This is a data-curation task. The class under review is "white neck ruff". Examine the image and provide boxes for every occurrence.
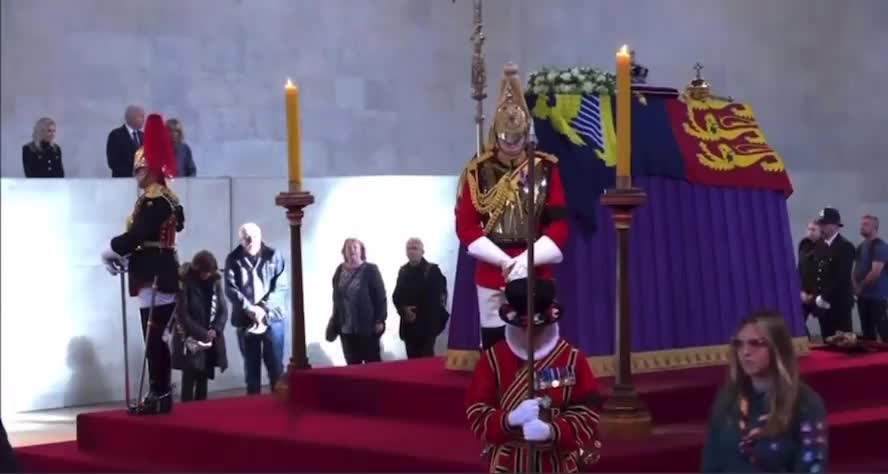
[505,324,560,360]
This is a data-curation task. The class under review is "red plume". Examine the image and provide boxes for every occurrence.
[142,113,177,178]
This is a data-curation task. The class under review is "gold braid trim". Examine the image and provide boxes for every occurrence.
[125,183,180,231]
[460,151,559,235]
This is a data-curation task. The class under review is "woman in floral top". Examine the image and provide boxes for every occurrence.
[701,311,828,473]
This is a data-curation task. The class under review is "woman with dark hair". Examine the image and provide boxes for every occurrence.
[171,250,228,402]
[327,238,387,365]
[701,311,828,473]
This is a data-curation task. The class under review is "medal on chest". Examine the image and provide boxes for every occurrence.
[534,366,576,391]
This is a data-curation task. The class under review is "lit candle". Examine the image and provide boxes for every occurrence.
[285,78,302,189]
[616,45,632,186]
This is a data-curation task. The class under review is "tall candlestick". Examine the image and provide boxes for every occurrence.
[285,78,302,189]
[616,45,632,187]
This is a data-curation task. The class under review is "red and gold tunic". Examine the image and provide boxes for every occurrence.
[465,339,600,473]
[455,150,569,290]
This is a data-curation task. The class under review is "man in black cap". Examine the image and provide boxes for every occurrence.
[812,207,856,339]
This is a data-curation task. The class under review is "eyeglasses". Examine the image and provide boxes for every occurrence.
[731,338,768,350]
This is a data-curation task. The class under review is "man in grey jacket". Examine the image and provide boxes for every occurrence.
[224,223,289,395]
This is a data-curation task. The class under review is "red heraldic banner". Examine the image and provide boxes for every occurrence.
[666,97,793,196]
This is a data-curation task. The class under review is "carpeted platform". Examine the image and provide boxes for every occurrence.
[15,350,888,472]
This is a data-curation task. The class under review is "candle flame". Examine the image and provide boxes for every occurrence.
[618,45,630,56]
[285,78,295,89]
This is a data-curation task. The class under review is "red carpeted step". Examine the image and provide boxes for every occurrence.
[72,396,484,472]
[15,441,167,472]
[64,395,888,473]
[289,352,888,428]
[15,352,888,473]
[290,357,471,428]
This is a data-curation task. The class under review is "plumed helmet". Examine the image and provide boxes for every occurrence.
[490,63,531,147]
[133,113,177,178]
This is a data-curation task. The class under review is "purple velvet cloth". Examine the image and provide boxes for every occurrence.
[447,176,805,356]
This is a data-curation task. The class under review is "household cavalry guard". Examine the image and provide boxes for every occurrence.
[101,113,184,415]
[455,62,570,350]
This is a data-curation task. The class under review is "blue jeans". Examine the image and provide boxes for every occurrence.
[237,320,284,395]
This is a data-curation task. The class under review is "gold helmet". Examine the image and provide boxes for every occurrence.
[490,63,531,148]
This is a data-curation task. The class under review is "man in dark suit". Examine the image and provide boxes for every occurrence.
[813,207,857,339]
[106,105,145,177]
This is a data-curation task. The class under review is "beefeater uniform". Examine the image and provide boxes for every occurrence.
[465,278,602,473]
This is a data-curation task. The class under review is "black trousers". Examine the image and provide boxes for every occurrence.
[858,297,888,341]
[340,334,382,365]
[801,301,817,339]
[181,370,208,402]
[404,334,436,359]
[139,303,175,394]
[818,304,853,340]
[481,326,506,351]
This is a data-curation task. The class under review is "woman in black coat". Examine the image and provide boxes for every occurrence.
[22,117,64,178]
[171,251,229,402]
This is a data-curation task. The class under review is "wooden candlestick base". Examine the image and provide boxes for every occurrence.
[598,186,652,440]
[272,189,315,400]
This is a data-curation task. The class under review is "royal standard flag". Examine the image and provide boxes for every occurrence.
[666,97,793,195]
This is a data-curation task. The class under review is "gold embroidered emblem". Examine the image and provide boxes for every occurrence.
[682,98,785,173]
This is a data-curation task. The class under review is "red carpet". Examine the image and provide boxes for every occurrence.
[15,350,888,472]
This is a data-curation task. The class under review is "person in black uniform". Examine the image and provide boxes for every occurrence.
[101,113,184,415]
[798,220,821,339]
[812,207,856,340]
[22,117,64,178]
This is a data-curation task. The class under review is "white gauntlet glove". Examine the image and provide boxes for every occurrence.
[467,236,512,268]
[522,419,554,442]
[101,249,125,275]
[505,258,528,282]
[507,398,541,427]
[815,295,831,310]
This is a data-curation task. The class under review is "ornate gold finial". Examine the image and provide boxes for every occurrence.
[685,62,711,100]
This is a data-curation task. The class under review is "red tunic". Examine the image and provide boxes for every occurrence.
[465,339,601,473]
[455,151,569,290]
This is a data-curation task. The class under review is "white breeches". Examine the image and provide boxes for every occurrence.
[477,285,507,329]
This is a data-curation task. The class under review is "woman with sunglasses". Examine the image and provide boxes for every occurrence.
[701,311,828,473]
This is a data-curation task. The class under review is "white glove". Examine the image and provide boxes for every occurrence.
[505,257,528,282]
[507,398,541,427]
[467,236,512,268]
[815,295,831,310]
[514,236,564,268]
[522,418,553,442]
[101,249,125,275]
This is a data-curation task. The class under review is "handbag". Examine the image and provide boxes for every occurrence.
[325,314,340,342]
